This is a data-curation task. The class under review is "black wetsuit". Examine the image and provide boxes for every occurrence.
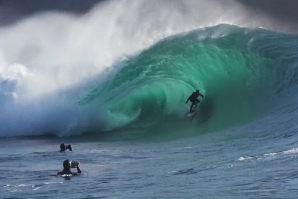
[60,143,73,151]
[57,167,82,176]
[186,91,204,112]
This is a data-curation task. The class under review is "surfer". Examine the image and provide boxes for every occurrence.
[57,159,82,176]
[185,90,204,112]
[60,143,73,151]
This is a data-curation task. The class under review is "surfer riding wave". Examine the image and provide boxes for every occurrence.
[185,90,204,112]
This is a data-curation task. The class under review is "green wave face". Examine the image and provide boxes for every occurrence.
[81,25,298,137]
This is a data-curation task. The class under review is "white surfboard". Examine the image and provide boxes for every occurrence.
[187,103,199,117]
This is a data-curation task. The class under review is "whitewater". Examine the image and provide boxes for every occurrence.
[1,0,298,198]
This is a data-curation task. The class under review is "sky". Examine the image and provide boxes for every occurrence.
[0,0,104,25]
[237,0,298,24]
[0,0,297,32]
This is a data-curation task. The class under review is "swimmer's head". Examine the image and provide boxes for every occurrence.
[63,159,71,170]
[60,143,66,151]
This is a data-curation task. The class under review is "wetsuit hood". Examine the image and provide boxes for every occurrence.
[63,160,71,170]
[60,143,66,151]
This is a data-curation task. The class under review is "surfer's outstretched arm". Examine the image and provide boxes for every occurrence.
[76,165,82,174]
[185,97,190,104]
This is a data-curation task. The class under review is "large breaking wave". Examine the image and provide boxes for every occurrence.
[77,25,298,137]
[3,24,297,138]
[1,0,298,138]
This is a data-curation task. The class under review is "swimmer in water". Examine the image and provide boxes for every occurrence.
[59,143,73,151]
[57,159,82,176]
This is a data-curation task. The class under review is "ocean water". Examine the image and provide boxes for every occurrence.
[1,0,298,198]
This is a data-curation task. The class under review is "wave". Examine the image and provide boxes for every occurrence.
[1,24,298,138]
[77,24,298,137]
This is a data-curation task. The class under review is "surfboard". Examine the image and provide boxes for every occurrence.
[187,103,199,117]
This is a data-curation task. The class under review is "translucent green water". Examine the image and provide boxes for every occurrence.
[79,25,298,138]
